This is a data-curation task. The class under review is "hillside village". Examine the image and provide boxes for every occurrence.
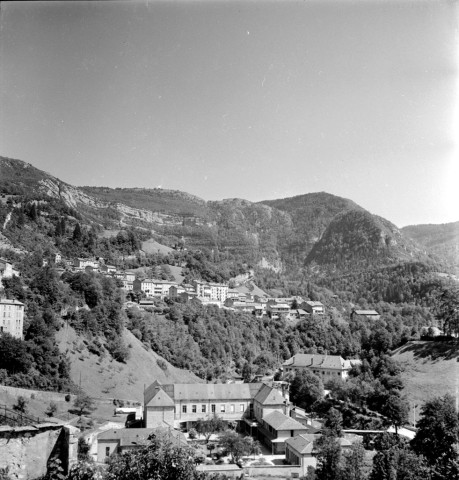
[0,159,458,480]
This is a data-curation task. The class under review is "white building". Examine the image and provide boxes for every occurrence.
[192,280,228,302]
[0,298,25,339]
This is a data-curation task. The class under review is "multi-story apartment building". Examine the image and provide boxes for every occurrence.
[192,280,228,302]
[133,278,177,299]
[0,298,24,339]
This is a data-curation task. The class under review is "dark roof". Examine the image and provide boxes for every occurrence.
[98,427,186,447]
[145,382,263,405]
[254,384,286,406]
[263,411,307,431]
[285,433,319,454]
[283,354,348,370]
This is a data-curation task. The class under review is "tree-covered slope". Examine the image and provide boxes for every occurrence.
[402,221,459,273]
[306,209,432,271]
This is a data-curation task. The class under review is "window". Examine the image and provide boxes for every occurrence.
[291,430,294,437]
[105,447,110,457]
[220,404,226,413]
[211,404,216,413]
[182,405,187,413]
[202,405,206,413]
[240,404,244,412]
[192,405,197,413]
[230,404,235,413]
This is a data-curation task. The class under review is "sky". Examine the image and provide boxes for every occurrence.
[0,0,458,227]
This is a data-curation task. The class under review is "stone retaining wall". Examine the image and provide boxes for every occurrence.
[0,423,79,480]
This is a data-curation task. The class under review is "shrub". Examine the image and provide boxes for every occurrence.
[156,359,168,371]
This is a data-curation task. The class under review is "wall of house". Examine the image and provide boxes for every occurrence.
[96,439,119,463]
[144,406,175,428]
[253,403,285,422]
[0,424,79,480]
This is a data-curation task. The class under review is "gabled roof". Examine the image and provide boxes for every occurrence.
[282,354,349,370]
[145,383,263,404]
[0,298,24,306]
[145,388,175,408]
[263,411,307,431]
[285,433,320,454]
[98,427,186,447]
[254,384,286,406]
[304,301,324,307]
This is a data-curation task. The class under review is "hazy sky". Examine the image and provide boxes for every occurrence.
[1,0,458,227]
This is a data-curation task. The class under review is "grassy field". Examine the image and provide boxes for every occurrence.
[56,324,200,401]
[391,340,459,424]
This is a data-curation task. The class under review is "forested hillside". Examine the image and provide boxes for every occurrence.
[402,221,459,274]
[1,155,458,398]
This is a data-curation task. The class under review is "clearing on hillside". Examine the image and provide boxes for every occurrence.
[56,324,200,401]
[391,340,459,423]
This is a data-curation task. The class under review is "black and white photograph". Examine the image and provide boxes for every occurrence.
[0,1,458,479]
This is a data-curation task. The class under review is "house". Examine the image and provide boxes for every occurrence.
[0,298,24,339]
[251,384,308,454]
[0,258,18,280]
[303,301,324,315]
[169,285,185,299]
[285,433,320,473]
[289,309,307,320]
[282,354,361,380]
[285,433,358,474]
[74,258,99,269]
[266,302,290,319]
[99,264,116,274]
[97,427,187,463]
[351,309,381,321]
[227,288,240,299]
[195,297,223,308]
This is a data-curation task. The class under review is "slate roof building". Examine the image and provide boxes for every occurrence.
[97,427,187,463]
[143,381,262,429]
[144,380,319,455]
[282,354,361,380]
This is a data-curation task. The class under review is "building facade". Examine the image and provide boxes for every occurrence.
[282,354,361,380]
[0,298,24,339]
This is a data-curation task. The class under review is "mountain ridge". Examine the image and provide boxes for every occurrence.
[0,155,450,273]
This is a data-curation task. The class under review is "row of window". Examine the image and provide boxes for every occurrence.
[181,403,245,414]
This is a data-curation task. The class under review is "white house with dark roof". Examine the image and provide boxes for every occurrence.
[285,433,358,475]
[282,354,361,380]
[303,301,324,315]
[97,427,187,463]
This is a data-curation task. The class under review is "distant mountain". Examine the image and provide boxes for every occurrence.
[0,155,439,274]
[402,222,459,273]
[306,209,429,271]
